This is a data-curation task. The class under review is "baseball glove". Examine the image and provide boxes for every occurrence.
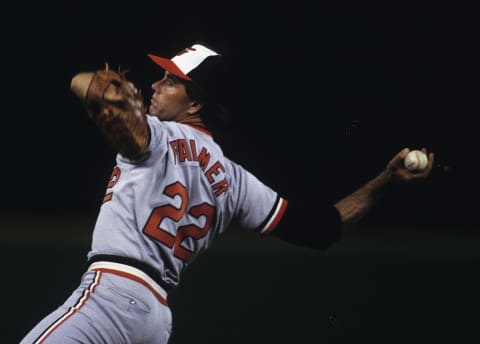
[71,64,149,160]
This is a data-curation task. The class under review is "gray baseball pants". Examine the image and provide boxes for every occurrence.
[20,262,172,343]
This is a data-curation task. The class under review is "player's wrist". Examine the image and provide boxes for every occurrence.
[366,169,394,197]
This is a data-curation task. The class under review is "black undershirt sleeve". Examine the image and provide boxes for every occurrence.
[272,195,342,250]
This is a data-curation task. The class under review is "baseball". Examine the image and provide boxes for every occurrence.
[404,150,428,172]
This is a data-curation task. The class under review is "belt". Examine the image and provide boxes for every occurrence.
[88,260,168,306]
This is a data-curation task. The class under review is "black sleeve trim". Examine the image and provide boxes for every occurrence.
[253,195,285,234]
[272,202,342,251]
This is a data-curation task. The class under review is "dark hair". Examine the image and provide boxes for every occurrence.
[184,80,209,105]
[189,85,231,130]
[186,55,225,104]
[183,56,231,129]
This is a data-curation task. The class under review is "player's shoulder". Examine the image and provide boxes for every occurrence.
[146,115,190,140]
[146,115,209,137]
[147,114,227,155]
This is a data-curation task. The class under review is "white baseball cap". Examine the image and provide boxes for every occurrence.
[148,43,230,122]
[147,44,222,81]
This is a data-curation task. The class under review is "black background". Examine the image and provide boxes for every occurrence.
[0,2,478,230]
[2,3,480,343]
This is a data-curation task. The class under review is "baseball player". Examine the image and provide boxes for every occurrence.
[20,42,434,343]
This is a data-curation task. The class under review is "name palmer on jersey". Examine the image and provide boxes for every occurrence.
[169,138,229,197]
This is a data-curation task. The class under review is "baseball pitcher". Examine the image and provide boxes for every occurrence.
[20,43,434,343]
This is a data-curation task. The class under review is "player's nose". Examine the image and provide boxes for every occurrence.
[151,80,163,92]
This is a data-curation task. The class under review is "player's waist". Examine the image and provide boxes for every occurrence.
[87,255,172,305]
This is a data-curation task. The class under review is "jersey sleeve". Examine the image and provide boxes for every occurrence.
[272,200,342,250]
[116,115,166,164]
[145,115,165,156]
[227,160,287,235]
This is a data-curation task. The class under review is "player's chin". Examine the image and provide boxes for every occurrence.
[148,104,159,115]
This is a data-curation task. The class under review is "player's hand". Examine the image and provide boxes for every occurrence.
[386,147,435,184]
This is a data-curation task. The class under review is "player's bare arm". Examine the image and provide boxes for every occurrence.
[334,147,435,226]
[273,147,434,250]
[70,68,150,160]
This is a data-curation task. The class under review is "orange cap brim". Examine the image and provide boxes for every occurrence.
[147,54,192,81]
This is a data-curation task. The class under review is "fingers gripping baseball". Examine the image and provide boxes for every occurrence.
[387,147,435,183]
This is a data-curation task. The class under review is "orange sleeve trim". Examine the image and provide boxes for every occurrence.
[261,198,288,235]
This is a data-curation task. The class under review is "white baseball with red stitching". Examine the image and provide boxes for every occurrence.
[404,150,428,172]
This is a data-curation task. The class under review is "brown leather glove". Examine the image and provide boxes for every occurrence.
[71,65,149,160]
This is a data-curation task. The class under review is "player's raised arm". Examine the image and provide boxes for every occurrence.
[334,147,435,226]
[273,147,434,250]
[70,66,149,161]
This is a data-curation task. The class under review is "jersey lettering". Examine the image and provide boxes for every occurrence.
[143,182,216,263]
[169,139,229,197]
[103,166,121,203]
[177,139,192,162]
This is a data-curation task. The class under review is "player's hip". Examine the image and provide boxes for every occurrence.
[20,270,172,343]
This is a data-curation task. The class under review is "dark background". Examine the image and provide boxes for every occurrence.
[1,3,477,229]
[2,2,480,343]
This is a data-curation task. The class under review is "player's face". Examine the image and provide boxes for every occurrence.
[149,72,197,121]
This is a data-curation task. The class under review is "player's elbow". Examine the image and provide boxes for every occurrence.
[272,209,343,251]
[71,72,95,102]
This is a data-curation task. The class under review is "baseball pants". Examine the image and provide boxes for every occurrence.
[20,262,172,343]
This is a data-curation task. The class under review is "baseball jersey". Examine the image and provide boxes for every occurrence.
[87,114,287,290]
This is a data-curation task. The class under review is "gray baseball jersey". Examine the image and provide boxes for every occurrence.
[21,114,287,343]
[89,115,287,288]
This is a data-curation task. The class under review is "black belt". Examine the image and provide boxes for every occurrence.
[87,254,173,293]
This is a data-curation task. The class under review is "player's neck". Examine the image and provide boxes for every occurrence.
[176,113,207,129]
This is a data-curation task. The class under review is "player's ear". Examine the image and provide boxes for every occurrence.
[189,101,203,114]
